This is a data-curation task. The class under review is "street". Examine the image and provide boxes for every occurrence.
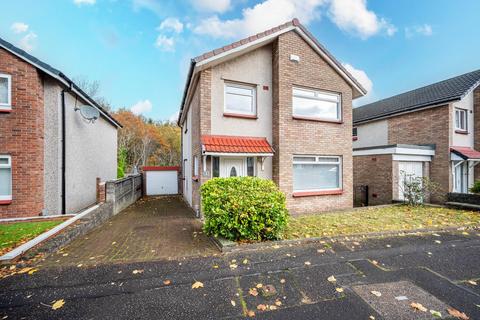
[1,230,479,319]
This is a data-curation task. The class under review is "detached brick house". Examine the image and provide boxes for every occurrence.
[353,69,480,205]
[0,37,121,219]
[177,19,367,215]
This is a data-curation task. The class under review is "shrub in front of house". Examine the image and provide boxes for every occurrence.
[470,180,480,194]
[201,177,289,241]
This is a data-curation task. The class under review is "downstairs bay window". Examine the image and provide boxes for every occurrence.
[293,155,342,194]
[0,155,12,202]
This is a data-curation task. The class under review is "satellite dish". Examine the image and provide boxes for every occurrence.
[76,105,100,123]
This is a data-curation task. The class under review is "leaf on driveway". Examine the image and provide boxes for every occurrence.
[410,302,427,312]
[467,280,477,286]
[256,283,263,289]
[256,304,267,311]
[336,287,344,293]
[370,290,382,297]
[317,249,325,253]
[327,275,336,282]
[27,268,38,275]
[191,281,204,289]
[18,267,33,274]
[229,264,238,270]
[434,240,442,244]
[52,299,65,310]
[280,279,286,284]
[447,308,470,319]
[274,299,282,306]
[132,269,144,274]
[249,288,258,296]
[246,310,255,317]
[231,300,236,307]
[163,280,171,285]
[304,261,311,266]
[430,309,442,318]
[243,259,248,265]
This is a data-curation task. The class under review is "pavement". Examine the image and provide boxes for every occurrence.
[1,228,480,319]
[40,196,218,267]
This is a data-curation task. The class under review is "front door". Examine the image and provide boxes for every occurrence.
[454,161,468,193]
[221,158,245,177]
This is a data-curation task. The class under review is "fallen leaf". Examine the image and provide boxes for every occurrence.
[304,261,311,266]
[247,310,255,317]
[257,304,267,311]
[77,264,83,268]
[213,265,219,269]
[132,269,144,274]
[430,309,442,318]
[9,265,16,270]
[249,288,258,296]
[280,279,286,284]
[230,264,238,270]
[447,308,469,319]
[434,240,442,244]
[317,249,325,253]
[432,233,441,237]
[111,242,117,245]
[269,305,278,311]
[62,253,68,257]
[163,280,171,285]
[462,232,469,236]
[256,283,263,289]
[327,275,336,282]
[336,287,344,293]
[274,300,282,306]
[243,259,248,264]
[231,300,236,307]
[371,260,378,265]
[410,302,427,312]
[370,290,382,297]
[28,268,38,275]
[191,281,204,289]
[386,244,391,248]
[467,280,477,286]
[369,316,375,320]
[353,242,360,246]
[18,267,33,274]
[52,299,65,310]
[272,245,280,249]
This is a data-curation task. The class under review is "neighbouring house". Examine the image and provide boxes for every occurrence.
[177,19,367,215]
[353,69,480,205]
[0,37,121,219]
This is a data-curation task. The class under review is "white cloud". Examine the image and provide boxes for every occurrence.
[159,17,183,33]
[168,111,179,122]
[132,0,162,15]
[130,99,153,115]
[155,35,175,51]
[11,22,29,34]
[18,32,38,52]
[74,0,96,5]
[342,63,376,107]
[194,0,326,39]
[405,24,433,38]
[193,0,231,13]
[328,0,396,39]
[194,0,394,40]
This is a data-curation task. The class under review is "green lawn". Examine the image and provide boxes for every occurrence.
[284,205,480,239]
[0,220,64,255]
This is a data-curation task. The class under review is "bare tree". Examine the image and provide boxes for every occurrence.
[73,75,112,111]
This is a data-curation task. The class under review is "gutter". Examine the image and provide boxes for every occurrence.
[177,59,196,126]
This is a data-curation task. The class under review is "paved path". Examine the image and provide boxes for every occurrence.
[1,229,479,319]
[42,196,218,266]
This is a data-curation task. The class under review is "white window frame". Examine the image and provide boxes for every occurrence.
[455,108,468,131]
[224,82,257,116]
[0,74,12,111]
[292,155,342,192]
[292,87,342,122]
[193,156,199,177]
[0,155,12,201]
[352,127,358,138]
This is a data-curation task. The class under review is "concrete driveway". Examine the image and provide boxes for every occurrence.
[42,196,219,266]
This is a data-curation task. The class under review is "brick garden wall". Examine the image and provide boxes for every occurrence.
[387,105,451,203]
[0,47,45,218]
[273,31,354,214]
[353,154,393,205]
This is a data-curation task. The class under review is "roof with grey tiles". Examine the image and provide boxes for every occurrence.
[354,69,480,124]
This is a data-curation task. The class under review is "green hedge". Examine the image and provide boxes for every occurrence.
[201,177,289,241]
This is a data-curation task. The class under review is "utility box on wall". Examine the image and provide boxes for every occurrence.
[143,166,180,196]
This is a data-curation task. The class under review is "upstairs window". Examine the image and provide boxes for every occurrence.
[352,127,358,140]
[292,87,341,121]
[0,156,12,201]
[0,74,12,111]
[455,108,468,132]
[224,82,256,116]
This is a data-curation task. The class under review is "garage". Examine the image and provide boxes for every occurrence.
[143,166,179,196]
[397,161,423,201]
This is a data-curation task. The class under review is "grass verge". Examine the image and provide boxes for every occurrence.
[0,220,64,255]
[284,205,480,239]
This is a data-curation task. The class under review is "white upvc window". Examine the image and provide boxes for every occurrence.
[293,155,342,192]
[292,87,341,121]
[0,155,12,201]
[224,82,256,116]
[0,74,12,111]
[455,108,468,131]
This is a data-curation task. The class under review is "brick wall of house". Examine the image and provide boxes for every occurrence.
[353,155,393,205]
[387,104,451,203]
[0,47,45,218]
[474,88,480,181]
[272,31,354,214]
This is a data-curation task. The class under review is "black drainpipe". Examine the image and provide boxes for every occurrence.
[61,84,71,215]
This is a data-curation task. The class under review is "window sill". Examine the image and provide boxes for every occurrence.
[292,190,343,197]
[0,199,12,205]
[352,137,358,141]
[0,107,12,113]
[292,116,342,123]
[223,113,258,120]
[455,129,468,135]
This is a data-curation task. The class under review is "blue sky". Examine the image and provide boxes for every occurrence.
[1,0,479,121]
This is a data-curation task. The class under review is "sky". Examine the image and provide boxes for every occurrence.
[1,0,479,121]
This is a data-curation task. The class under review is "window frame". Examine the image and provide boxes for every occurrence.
[193,156,199,177]
[292,155,342,193]
[0,155,12,201]
[224,82,257,117]
[455,108,468,132]
[0,74,12,111]
[292,87,342,122]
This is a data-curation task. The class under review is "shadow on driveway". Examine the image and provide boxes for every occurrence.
[42,196,219,267]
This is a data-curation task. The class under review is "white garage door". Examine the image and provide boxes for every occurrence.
[146,170,178,195]
[398,161,423,201]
